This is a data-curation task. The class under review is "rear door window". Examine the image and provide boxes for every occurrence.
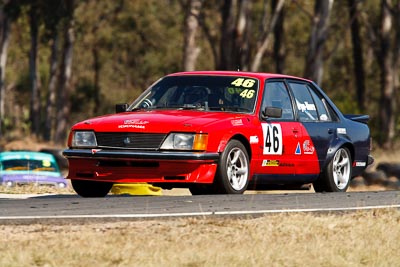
[288,81,333,122]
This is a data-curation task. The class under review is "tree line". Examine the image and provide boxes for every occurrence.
[0,0,399,149]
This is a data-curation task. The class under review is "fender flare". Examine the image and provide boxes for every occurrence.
[217,133,253,160]
[322,136,354,171]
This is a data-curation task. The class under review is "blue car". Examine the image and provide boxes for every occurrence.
[0,151,68,188]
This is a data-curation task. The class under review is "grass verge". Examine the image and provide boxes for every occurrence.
[0,209,399,266]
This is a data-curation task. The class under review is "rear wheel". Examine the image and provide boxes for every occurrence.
[313,147,352,192]
[214,140,249,194]
[71,180,113,197]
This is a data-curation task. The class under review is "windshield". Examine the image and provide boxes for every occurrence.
[130,75,259,113]
[1,159,59,173]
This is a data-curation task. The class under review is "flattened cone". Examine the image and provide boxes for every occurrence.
[111,183,162,196]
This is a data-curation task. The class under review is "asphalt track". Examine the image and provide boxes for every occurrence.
[0,190,399,223]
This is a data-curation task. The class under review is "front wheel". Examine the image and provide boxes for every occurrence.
[71,180,113,197]
[313,147,352,192]
[189,184,216,195]
[214,140,249,194]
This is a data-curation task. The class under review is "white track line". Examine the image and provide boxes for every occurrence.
[0,204,399,220]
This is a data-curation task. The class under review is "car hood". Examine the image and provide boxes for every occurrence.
[72,110,250,132]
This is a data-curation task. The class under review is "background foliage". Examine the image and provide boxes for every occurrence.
[0,0,398,148]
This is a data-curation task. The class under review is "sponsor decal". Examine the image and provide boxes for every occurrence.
[295,142,301,155]
[118,119,149,129]
[337,128,347,135]
[320,114,328,121]
[262,160,294,167]
[280,162,294,167]
[231,119,243,126]
[303,140,315,154]
[262,159,279,167]
[118,124,146,129]
[249,135,259,144]
[355,161,366,167]
[297,101,316,112]
[42,160,51,167]
[124,119,149,125]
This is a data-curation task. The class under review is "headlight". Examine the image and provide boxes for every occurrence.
[71,131,97,148]
[160,133,208,151]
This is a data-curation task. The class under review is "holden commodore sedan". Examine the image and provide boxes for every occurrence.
[63,71,373,197]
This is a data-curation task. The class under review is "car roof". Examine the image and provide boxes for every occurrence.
[0,151,56,162]
[167,71,312,82]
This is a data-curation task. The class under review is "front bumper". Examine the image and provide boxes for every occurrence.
[2,178,68,188]
[63,149,220,184]
[63,149,220,161]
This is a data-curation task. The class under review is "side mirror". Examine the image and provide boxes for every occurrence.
[262,106,282,120]
[116,103,128,113]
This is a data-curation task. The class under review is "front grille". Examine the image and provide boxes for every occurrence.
[97,160,159,167]
[96,132,166,150]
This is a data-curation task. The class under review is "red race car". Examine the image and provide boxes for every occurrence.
[63,71,373,197]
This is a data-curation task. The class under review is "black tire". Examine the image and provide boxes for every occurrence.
[71,180,113,197]
[313,147,352,192]
[189,184,216,195]
[214,140,249,194]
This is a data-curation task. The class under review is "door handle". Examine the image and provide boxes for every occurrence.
[292,127,299,138]
[328,128,334,134]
